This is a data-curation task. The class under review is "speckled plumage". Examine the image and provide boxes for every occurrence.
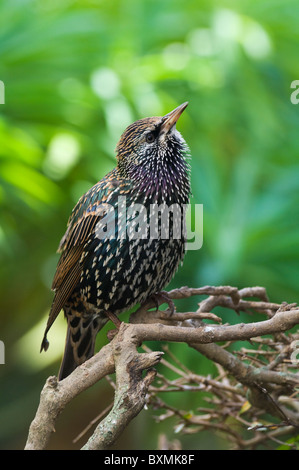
[41,102,191,379]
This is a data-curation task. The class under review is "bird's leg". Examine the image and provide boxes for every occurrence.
[147,291,176,315]
[104,310,122,329]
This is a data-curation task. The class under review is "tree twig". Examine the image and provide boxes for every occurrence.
[25,285,299,450]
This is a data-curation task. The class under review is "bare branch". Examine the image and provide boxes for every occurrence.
[25,285,299,450]
[25,343,115,450]
[128,309,299,345]
[81,323,163,450]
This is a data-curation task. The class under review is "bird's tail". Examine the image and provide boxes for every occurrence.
[58,312,108,380]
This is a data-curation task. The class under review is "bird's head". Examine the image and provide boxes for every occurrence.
[116,102,190,191]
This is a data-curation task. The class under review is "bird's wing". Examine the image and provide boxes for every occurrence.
[41,173,129,352]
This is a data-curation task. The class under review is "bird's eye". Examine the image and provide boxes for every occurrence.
[146,132,155,143]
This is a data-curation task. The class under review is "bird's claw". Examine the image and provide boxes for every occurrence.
[148,291,176,316]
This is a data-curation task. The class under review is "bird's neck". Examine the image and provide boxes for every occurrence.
[117,155,190,205]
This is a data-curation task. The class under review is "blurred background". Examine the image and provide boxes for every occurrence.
[1,0,299,450]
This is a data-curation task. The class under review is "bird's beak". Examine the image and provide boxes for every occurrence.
[160,102,188,134]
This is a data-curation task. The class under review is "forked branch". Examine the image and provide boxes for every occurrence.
[25,285,299,450]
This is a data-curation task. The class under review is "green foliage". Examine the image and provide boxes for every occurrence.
[0,0,299,449]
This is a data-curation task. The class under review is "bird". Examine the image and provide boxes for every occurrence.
[41,102,191,380]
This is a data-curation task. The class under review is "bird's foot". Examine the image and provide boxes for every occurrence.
[104,310,122,329]
[105,310,122,341]
[107,329,119,341]
[148,291,176,316]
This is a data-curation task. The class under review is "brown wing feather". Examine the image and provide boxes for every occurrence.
[51,211,101,291]
[40,260,82,352]
[41,175,124,353]
[41,214,100,352]
[52,245,83,290]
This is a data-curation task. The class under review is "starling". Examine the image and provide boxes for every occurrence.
[41,102,191,380]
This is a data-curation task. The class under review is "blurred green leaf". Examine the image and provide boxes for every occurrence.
[1,0,299,451]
